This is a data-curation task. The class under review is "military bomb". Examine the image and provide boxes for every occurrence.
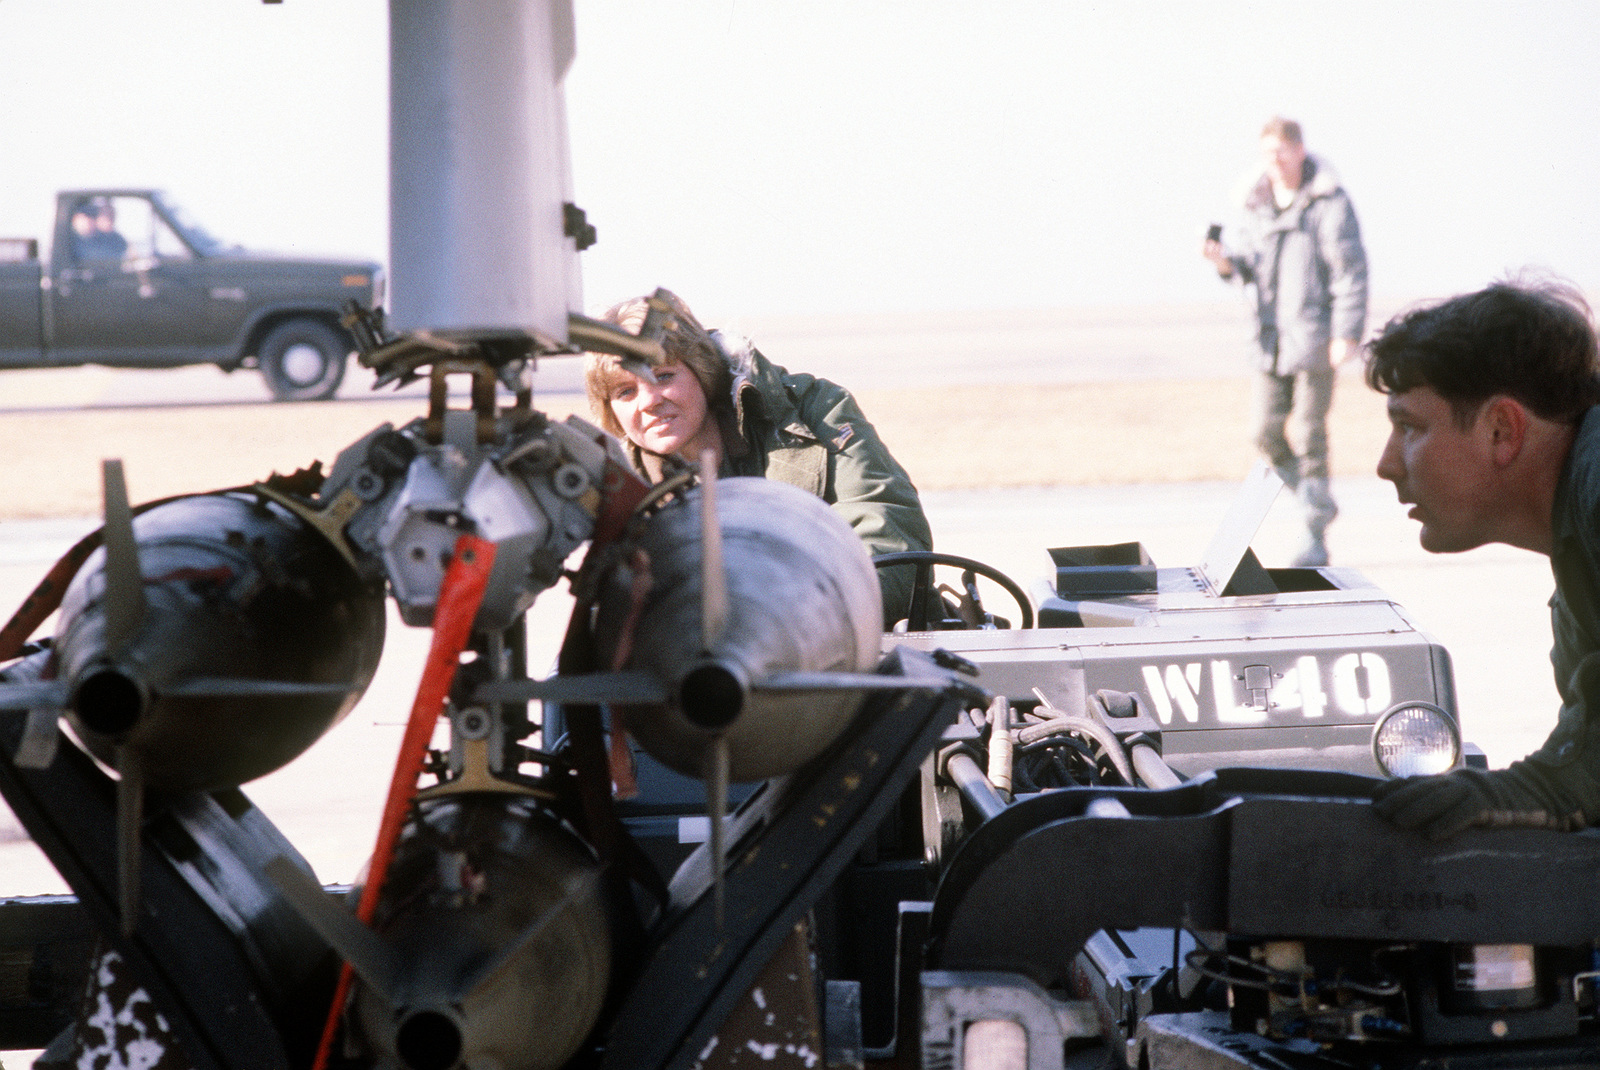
[593,477,883,782]
[53,489,386,792]
[349,796,613,1070]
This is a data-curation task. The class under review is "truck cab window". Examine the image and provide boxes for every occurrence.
[151,211,191,261]
[95,196,171,264]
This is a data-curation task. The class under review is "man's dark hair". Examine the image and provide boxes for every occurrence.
[1366,277,1600,427]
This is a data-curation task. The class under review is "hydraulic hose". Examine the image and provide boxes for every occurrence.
[1130,740,1181,789]
[945,752,1009,823]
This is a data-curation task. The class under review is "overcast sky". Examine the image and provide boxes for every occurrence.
[3,1,1598,322]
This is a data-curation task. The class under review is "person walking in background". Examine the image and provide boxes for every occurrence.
[1202,116,1368,566]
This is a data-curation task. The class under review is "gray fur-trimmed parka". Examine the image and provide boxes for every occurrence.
[1223,154,1368,376]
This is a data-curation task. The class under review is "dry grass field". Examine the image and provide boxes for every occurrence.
[0,371,1389,518]
[862,372,1390,491]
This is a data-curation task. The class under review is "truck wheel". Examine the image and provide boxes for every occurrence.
[259,319,350,402]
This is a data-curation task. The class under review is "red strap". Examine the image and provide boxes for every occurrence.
[311,534,497,1070]
[591,458,651,547]
[0,484,282,664]
[603,548,654,800]
[0,532,100,663]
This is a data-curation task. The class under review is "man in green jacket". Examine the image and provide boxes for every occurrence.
[584,289,933,628]
[1367,278,1600,838]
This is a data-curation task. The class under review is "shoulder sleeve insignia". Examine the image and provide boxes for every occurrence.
[831,423,855,450]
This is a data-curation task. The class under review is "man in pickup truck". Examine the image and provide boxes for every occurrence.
[1367,277,1600,839]
[69,197,127,262]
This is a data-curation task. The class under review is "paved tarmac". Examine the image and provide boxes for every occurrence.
[0,303,1257,411]
[0,299,1423,412]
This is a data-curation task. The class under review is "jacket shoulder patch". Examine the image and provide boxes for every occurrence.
[831,423,855,450]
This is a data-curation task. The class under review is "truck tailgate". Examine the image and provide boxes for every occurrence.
[0,254,44,364]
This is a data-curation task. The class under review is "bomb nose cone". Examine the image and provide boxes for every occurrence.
[396,1009,464,1070]
[595,477,883,782]
[679,660,745,729]
[349,797,612,1070]
[54,490,387,793]
[71,666,145,736]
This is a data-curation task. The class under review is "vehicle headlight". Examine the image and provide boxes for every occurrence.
[963,1020,1026,1070]
[1372,701,1460,778]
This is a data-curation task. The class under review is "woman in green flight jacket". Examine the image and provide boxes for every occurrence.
[583,289,932,628]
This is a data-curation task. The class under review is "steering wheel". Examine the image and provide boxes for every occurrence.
[872,551,1034,631]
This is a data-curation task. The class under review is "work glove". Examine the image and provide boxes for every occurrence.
[1372,762,1586,841]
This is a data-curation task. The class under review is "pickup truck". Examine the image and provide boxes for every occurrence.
[0,189,383,401]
